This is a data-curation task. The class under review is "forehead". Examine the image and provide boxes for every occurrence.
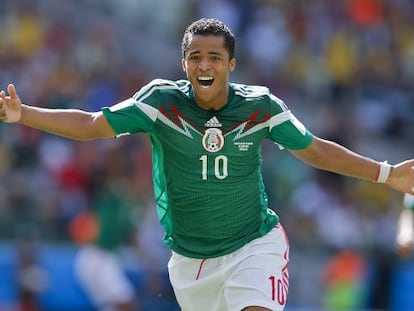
[185,34,228,56]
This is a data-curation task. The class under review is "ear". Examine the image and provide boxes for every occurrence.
[229,58,236,72]
[182,58,186,72]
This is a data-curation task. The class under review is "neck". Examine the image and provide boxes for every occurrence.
[193,86,229,111]
[196,100,226,111]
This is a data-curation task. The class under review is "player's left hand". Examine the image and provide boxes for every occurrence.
[0,84,23,123]
[386,159,414,194]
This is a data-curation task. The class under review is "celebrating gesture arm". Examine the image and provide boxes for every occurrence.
[291,136,414,195]
[0,84,115,140]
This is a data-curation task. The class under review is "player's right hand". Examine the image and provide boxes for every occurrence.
[0,84,22,123]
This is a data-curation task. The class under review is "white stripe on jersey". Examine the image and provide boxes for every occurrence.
[109,98,159,122]
[226,121,268,141]
[269,111,306,135]
[157,113,198,138]
[133,79,189,102]
[108,98,136,112]
[136,102,159,122]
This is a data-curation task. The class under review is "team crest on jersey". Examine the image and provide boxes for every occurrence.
[202,128,224,152]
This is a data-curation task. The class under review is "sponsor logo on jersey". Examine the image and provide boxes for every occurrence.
[202,128,224,152]
[205,116,222,128]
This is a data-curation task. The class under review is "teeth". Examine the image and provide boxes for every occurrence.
[198,76,213,81]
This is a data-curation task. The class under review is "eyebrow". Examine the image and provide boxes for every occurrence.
[187,51,223,57]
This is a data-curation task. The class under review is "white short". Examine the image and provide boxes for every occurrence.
[74,245,135,308]
[168,225,289,311]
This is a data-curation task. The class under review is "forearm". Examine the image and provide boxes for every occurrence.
[292,137,383,182]
[20,104,107,140]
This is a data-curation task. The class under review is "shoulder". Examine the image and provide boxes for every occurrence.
[231,82,270,98]
[230,82,288,111]
[146,78,191,90]
[133,79,191,101]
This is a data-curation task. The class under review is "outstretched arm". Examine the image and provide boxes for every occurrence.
[0,84,115,140]
[290,136,414,194]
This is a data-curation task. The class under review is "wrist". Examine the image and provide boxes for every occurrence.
[373,161,392,183]
[17,102,26,123]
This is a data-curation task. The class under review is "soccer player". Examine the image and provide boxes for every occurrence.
[1,18,414,311]
[396,193,414,258]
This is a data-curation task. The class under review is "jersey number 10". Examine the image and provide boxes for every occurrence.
[199,155,228,180]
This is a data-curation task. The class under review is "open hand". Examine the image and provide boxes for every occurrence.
[0,84,22,123]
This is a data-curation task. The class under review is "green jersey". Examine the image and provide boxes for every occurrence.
[102,79,313,258]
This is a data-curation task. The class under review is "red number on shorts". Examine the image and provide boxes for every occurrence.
[269,273,288,306]
[269,275,276,301]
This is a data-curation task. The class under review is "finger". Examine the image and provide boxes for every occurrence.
[7,84,18,99]
[0,90,5,100]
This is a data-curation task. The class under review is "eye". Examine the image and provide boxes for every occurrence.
[188,55,201,61]
[210,55,221,62]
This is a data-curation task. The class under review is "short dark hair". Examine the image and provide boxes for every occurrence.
[181,18,235,59]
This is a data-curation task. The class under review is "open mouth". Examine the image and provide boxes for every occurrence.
[198,76,214,88]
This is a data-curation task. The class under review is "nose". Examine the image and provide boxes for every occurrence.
[198,58,211,71]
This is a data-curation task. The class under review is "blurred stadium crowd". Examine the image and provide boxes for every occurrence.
[1,0,414,310]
